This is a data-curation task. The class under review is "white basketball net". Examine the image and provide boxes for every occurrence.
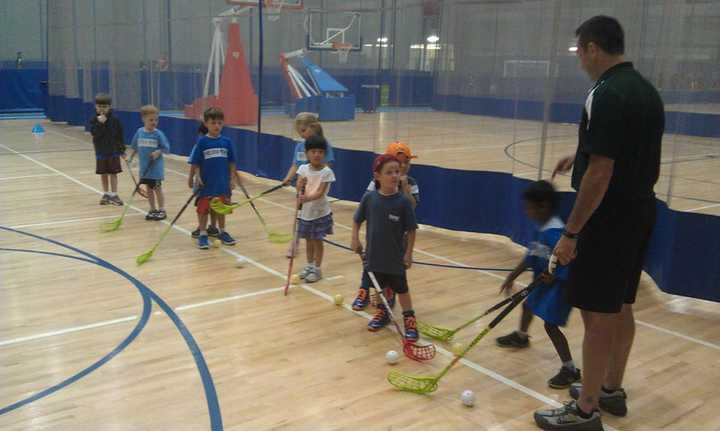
[333,42,353,64]
[337,47,351,63]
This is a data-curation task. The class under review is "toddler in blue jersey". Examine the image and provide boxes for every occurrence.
[188,107,242,249]
[129,105,170,220]
[281,112,335,185]
[495,180,581,390]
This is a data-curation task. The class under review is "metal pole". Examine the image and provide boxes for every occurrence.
[537,0,561,180]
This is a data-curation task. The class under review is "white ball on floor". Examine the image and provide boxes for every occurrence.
[451,342,465,356]
[385,350,400,365]
[461,389,475,407]
[235,257,246,268]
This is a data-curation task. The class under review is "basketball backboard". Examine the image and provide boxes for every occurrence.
[226,0,303,9]
[305,8,363,53]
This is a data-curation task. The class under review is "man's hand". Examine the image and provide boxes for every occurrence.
[151,150,161,160]
[97,114,107,124]
[552,155,575,179]
[403,252,413,269]
[553,235,577,265]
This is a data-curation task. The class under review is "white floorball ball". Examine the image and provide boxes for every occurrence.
[235,257,246,268]
[385,350,400,365]
[461,389,475,407]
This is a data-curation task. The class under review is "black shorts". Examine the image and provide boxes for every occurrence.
[566,199,656,314]
[96,156,122,175]
[371,272,409,294]
[139,178,162,189]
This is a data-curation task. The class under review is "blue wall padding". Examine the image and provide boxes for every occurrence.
[0,68,48,112]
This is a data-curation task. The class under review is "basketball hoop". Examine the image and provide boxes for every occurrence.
[332,42,353,64]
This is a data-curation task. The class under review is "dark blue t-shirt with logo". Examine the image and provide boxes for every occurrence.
[189,135,235,197]
[353,190,418,276]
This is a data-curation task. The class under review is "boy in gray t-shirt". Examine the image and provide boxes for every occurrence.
[352,154,420,341]
[352,142,420,312]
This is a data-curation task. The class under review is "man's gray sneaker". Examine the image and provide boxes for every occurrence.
[569,383,628,417]
[534,400,603,431]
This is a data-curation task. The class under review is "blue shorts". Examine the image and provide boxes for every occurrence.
[525,281,572,327]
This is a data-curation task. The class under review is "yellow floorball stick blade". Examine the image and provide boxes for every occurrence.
[209,197,234,215]
[136,247,155,265]
[387,369,439,394]
[268,232,293,244]
[417,321,455,342]
[101,218,123,232]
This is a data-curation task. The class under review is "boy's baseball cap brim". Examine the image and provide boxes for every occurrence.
[385,141,417,159]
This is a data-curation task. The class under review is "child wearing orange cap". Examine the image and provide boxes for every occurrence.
[351,141,420,311]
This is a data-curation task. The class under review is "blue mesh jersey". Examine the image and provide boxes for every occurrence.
[188,135,235,197]
[524,216,572,326]
[130,128,170,180]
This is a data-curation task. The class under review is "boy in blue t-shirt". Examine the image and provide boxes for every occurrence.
[129,105,170,220]
[495,180,580,389]
[188,107,241,249]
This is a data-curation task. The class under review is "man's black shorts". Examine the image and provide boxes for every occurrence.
[566,199,656,314]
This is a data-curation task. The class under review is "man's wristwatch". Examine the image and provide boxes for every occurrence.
[562,229,579,240]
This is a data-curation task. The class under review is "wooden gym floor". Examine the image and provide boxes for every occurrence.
[1,115,719,430]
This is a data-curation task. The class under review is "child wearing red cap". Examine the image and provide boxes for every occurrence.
[351,154,420,340]
[352,142,420,312]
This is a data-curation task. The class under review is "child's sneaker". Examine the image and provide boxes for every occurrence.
[99,194,111,205]
[155,209,167,220]
[548,366,582,389]
[496,331,530,348]
[368,306,390,331]
[305,267,321,283]
[109,195,124,206]
[218,231,236,246]
[403,314,419,341]
[352,288,370,311]
[146,210,158,221]
[198,235,210,249]
[298,265,313,280]
[192,229,200,239]
[207,226,220,237]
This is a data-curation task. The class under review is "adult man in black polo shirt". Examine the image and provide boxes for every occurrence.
[534,16,664,431]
